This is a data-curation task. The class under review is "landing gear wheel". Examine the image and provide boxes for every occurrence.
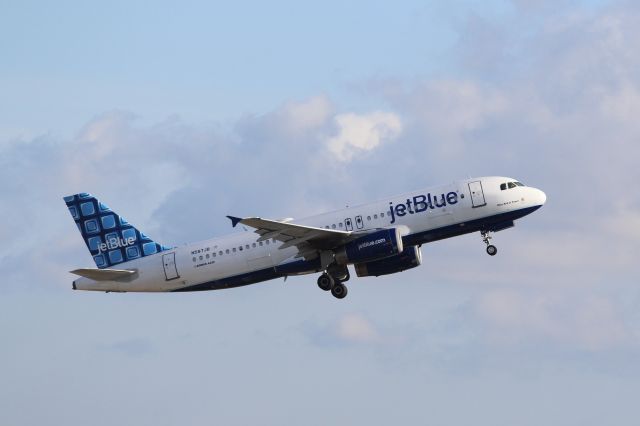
[317,273,334,291]
[331,283,348,299]
[481,230,497,256]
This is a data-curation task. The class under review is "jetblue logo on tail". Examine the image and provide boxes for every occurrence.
[389,192,458,224]
[64,193,169,269]
[97,236,137,254]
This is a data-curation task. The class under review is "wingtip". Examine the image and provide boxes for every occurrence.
[226,215,243,227]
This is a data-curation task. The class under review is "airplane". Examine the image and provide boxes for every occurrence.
[64,176,546,299]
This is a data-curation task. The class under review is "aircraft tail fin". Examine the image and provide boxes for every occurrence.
[63,193,169,269]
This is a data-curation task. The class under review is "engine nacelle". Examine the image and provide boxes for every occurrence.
[335,228,403,265]
[354,246,422,277]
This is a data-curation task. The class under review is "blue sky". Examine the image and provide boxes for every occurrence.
[2,0,606,137]
[2,0,639,425]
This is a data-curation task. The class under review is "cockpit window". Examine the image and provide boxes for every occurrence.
[501,181,525,190]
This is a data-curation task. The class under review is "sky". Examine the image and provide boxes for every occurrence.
[1,0,639,424]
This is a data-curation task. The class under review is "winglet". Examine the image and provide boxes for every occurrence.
[227,215,243,228]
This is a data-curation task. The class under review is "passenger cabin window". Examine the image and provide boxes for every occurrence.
[367,216,371,221]
[232,248,236,253]
[500,183,507,190]
[374,214,378,219]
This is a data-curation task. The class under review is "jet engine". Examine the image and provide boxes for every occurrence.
[334,228,403,265]
[354,246,422,277]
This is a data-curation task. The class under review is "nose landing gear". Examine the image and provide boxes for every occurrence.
[481,230,498,256]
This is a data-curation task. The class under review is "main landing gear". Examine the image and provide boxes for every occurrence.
[317,273,333,291]
[317,266,350,299]
[481,230,498,256]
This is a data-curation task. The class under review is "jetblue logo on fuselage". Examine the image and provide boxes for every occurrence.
[358,238,386,250]
[389,192,458,224]
[98,236,136,254]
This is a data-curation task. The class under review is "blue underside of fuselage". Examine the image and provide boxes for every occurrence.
[172,205,542,292]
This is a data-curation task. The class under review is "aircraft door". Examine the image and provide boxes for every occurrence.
[162,252,180,280]
[468,180,487,208]
[345,218,353,231]
[355,215,364,229]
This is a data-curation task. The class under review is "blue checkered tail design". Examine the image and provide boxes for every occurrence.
[64,193,170,269]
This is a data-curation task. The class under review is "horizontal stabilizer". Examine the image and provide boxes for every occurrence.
[70,268,137,281]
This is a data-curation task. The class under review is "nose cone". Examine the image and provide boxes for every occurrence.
[535,188,547,206]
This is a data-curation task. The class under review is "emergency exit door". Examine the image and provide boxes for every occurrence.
[355,215,364,229]
[345,218,353,231]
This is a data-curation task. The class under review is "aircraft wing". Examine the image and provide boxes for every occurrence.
[227,216,358,259]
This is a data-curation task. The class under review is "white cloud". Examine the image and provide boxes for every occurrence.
[335,313,381,344]
[326,111,402,162]
[0,99,408,289]
[279,95,332,134]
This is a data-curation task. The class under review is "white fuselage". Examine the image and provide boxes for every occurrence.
[73,176,546,292]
